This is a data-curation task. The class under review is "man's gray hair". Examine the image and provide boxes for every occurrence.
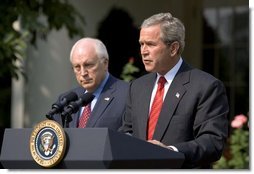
[141,12,185,54]
[70,37,109,62]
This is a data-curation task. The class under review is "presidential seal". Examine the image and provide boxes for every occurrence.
[30,119,66,168]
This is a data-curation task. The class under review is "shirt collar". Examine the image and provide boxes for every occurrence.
[157,57,183,83]
[86,72,109,99]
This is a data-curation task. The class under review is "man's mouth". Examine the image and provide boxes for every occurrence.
[143,59,152,64]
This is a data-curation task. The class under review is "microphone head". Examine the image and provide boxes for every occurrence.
[79,92,95,106]
[46,92,78,120]
[61,93,95,117]
[60,92,78,104]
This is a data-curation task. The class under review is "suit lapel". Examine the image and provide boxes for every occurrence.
[138,73,157,140]
[153,62,191,141]
[86,75,115,127]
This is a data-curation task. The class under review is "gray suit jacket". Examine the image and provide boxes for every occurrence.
[120,61,229,168]
[53,74,129,131]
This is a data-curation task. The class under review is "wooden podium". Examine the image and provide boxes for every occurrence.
[0,128,185,169]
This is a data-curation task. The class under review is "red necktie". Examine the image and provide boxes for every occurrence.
[147,76,167,140]
[78,104,91,128]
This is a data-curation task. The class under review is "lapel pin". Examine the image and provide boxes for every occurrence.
[176,92,180,98]
[104,97,110,101]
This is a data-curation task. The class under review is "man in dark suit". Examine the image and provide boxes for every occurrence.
[119,12,229,168]
[52,37,129,131]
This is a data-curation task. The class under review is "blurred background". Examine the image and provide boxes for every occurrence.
[0,0,249,169]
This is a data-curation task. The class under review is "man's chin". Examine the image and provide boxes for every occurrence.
[145,67,155,72]
[80,82,93,88]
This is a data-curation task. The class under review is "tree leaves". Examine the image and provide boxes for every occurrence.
[0,0,85,79]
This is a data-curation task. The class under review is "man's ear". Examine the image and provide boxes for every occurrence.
[170,41,180,56]
[103,58,109,69]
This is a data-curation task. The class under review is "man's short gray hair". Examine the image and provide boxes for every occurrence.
[70,37,109,62]
[141,12,185,54]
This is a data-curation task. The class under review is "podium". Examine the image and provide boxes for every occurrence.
[0,128,185,169]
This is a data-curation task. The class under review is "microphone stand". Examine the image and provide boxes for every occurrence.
[61,113,71,128]
[64,114,71,128]
[61,104,76,128]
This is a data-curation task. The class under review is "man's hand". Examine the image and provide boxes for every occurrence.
[147,139,173,150]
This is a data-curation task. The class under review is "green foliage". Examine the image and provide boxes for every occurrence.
[0,0,85,79]
[227,129,249,168]
[0,30,29,79]
[213,115,249,169]
[120,58,140,82]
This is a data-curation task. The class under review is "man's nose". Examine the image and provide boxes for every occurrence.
[141,45,148,55]
[80,66,88,76]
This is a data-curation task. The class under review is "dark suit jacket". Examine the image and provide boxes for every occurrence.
[53,74,129,131]
[120,61,229,168]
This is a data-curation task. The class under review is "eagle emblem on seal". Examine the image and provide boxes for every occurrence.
[39,131,56,156]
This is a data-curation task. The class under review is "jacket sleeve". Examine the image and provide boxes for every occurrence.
[118,82,133,134]
[175,80,229,167]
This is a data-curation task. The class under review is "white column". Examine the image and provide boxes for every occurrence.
[11,68,25,128]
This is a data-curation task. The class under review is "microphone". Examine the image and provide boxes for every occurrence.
[46,92,78,120]
[61,92,95,118]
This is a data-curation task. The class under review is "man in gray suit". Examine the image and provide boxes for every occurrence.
[52,37,129,131]
[119,12,229,168]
